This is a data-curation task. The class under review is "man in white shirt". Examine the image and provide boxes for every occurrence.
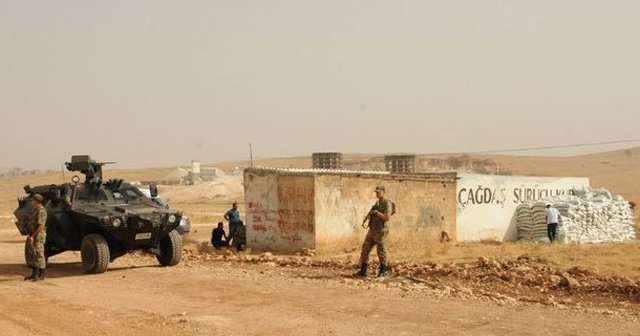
[545,203,560,243]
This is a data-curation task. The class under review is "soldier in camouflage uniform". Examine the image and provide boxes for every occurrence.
[24,194,47,281]
[354,186,393,277]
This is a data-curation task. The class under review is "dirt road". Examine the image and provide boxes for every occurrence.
[1,226,639,336]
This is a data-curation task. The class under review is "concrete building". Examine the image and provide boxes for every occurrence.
[243,167,457,253]
[243,168,592,253]
[385,155,416,174]
[187,160,201,185]
[312,152,343,170]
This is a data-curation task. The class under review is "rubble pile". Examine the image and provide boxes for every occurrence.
[181,245,349,268]
[391,255,640,307]
[516,188,636,243]
[180,243,640,309]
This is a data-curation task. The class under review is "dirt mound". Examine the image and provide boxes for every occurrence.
[180,243,640,313]
[392,255,640,307]
[160,175,243,203]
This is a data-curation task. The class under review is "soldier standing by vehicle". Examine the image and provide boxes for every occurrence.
[224,202,241,244]
[25,194,47,281]
[354,186,393,277]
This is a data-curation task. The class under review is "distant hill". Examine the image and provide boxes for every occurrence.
[1,147,639,216]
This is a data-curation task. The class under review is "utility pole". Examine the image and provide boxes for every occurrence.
[249,142,254,168]
[61,164,66,183]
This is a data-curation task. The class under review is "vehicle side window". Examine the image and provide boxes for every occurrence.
[74,187,89,201]
[95,190,109,201]
[125,189,140,198]
[75,187,109,202]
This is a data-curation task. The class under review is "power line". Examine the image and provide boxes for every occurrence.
[461,138,640,155]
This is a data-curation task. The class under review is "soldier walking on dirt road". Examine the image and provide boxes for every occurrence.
[354,186,393,277]
[24,194,47,281]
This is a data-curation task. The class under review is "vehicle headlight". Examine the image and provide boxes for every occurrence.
[112,218,122,227]
[168,215,177,224]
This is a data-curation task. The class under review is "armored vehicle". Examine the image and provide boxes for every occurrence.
[13,155,183,274]
[135,185,191,235]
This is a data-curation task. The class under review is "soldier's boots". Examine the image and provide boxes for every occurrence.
[378,264,388,277]
[353,263,368,277]
[23,267,45,281]
[24,267,38,281]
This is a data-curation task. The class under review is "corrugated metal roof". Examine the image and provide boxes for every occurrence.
[244,167,457,182]
[253,167,391,175]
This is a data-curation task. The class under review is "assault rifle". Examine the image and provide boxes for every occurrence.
[361,204,382,229]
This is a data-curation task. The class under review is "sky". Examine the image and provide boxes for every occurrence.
[1,1,639,169]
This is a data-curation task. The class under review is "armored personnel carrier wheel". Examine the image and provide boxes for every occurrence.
[81,234,110,274]
[157,230,182,266]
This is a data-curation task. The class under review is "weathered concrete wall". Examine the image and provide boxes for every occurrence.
[456,174,590,242]
[244,170,316,253]
[244,170,279,251]
[245,168,592,251]
[245,168,457,254]
[314,173,458,253]
[275,175,316,251]
[314,175,377,251]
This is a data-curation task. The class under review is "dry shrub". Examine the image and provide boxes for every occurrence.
[479,238,502,245]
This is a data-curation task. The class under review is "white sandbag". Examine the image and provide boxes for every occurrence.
[515,187,636,244]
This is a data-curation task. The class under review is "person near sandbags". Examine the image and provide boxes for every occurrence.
[545,203,561,243]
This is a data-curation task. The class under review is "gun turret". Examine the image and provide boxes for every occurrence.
[65,155,115,188]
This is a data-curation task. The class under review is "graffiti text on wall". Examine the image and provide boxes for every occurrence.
[457,186,575,208]
[247,201,315,242]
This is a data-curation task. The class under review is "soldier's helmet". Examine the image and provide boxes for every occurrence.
[33,194,44,204]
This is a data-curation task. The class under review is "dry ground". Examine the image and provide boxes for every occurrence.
[2,150,640,335]
[2,223,640,336]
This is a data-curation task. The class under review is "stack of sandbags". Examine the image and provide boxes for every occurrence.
[515,188,636,244]
[515,204,535,240]
[530,202,550,241]
[515,202,550,242]
[558,191,635,244]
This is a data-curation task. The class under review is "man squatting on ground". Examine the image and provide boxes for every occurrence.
[545,203,561,243]
[354,186,392,277]
[25,194,47,281]
[211,222,229,249]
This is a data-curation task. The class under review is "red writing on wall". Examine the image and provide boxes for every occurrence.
[247,203,315,236]
[277,209,314,234]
